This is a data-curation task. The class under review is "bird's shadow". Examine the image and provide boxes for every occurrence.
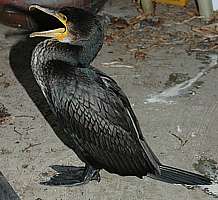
[9,37,62,138]
[9,38,88,186]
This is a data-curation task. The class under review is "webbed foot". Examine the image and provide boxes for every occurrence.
[41,165,100,186]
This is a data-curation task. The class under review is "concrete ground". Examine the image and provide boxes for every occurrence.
[0,0,218,199]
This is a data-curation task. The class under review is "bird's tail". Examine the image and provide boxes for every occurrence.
[149,165,212,185]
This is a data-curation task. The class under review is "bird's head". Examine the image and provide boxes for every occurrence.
[29,5,102,44]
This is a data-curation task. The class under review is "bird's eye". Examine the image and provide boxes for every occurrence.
[63,15,67,21]
[60,13,67,22]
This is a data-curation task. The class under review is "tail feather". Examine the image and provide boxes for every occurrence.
[149,165,212,185]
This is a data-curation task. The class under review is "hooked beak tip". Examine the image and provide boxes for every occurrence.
[29,5,38,11]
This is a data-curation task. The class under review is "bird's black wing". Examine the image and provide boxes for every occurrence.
[93,68,161,171]
[48,63,160,177]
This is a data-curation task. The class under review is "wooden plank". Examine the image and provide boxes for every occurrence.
[0,172,21,200]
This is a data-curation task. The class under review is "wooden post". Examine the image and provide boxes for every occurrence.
[139,0,154,15]
[197,0,213,21]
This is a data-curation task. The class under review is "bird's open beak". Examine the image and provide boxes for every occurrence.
[29,5,67,40]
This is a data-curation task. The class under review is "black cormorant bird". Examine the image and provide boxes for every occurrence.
[29,5,212,186]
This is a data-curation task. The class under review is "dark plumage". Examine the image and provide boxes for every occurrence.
[30,5,211,186]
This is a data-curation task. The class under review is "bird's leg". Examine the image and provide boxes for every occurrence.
[41,165,100,186]
[83,165,101,183]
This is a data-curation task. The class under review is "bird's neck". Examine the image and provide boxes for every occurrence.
[32,28,104,68]
[77,28,104,65]
[31,31,103,90]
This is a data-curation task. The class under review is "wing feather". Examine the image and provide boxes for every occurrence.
[46,62,160,176]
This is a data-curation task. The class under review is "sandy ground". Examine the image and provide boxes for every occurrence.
[0,0,218,199]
